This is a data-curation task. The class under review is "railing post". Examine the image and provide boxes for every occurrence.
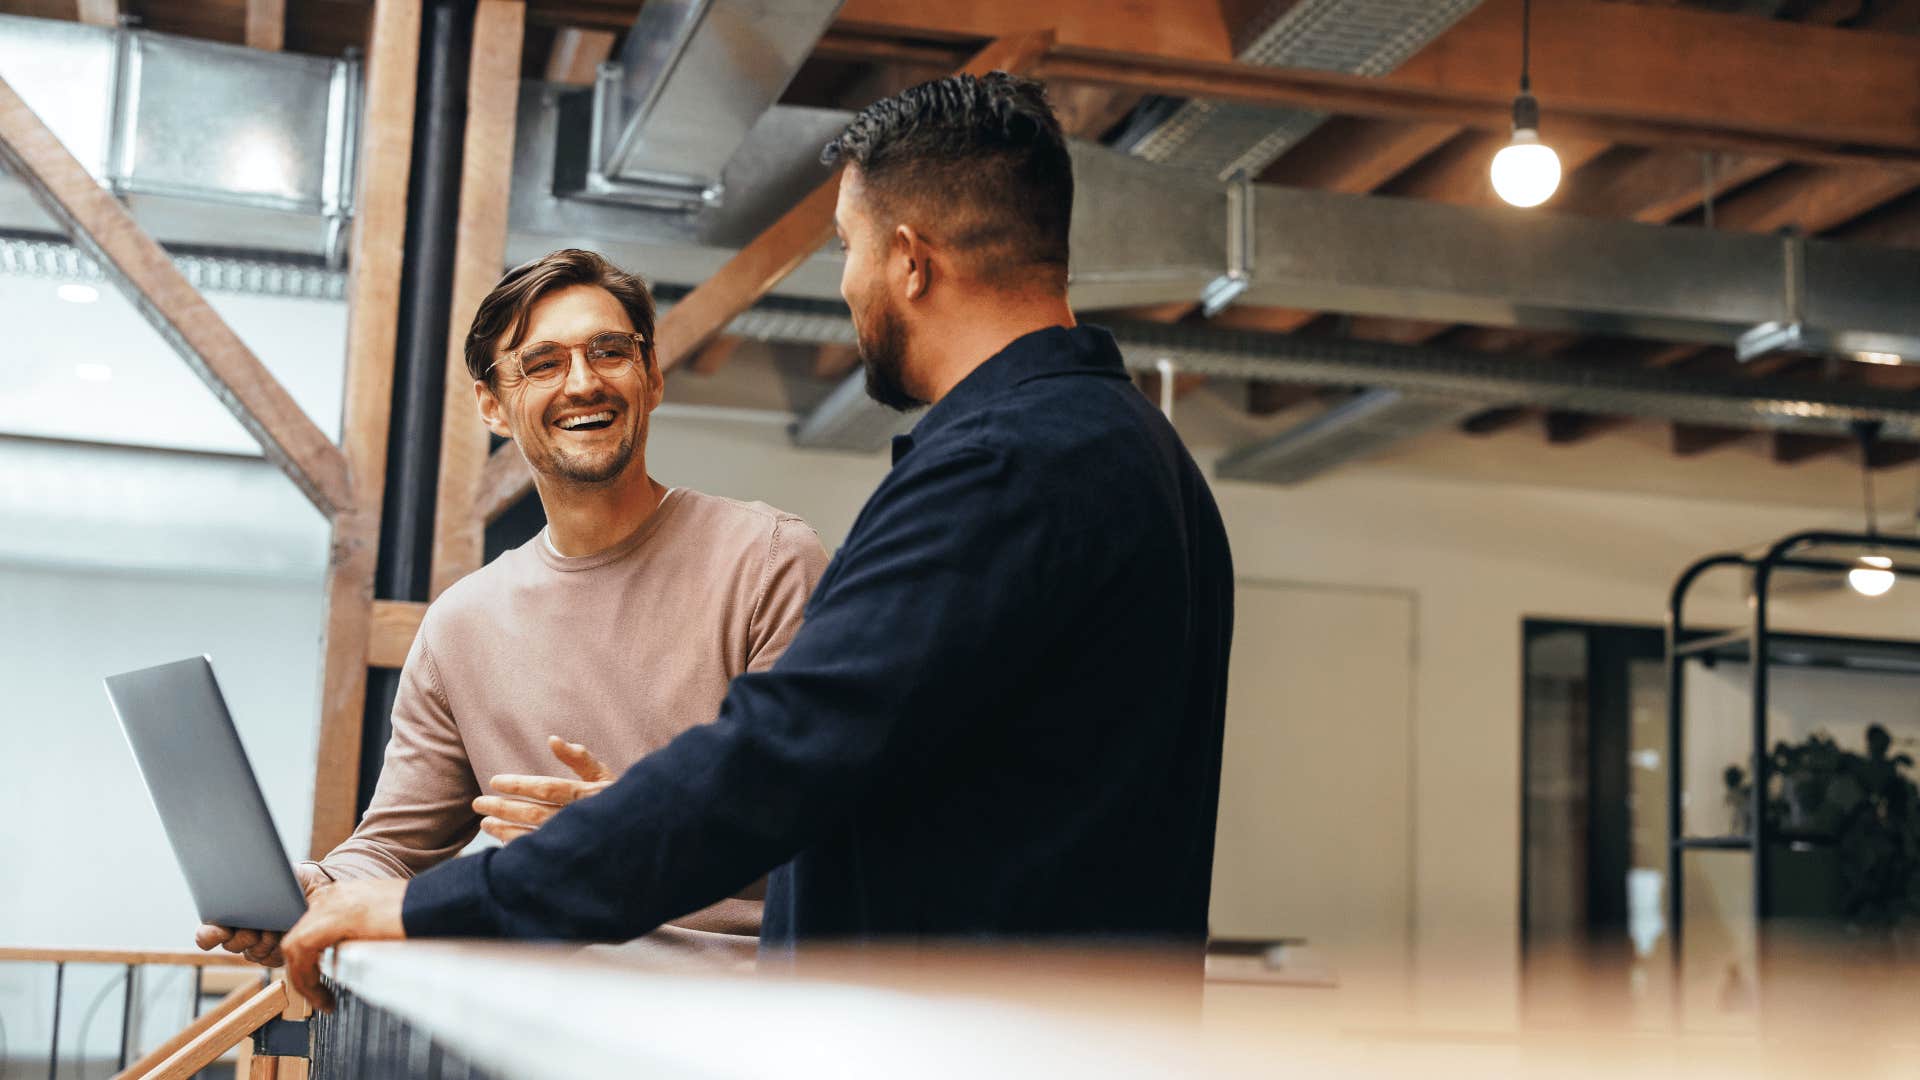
[48,961,63,1080]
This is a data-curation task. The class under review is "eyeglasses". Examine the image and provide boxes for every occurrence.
[487,331,650,386]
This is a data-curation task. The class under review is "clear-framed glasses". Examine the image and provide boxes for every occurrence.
[488,331,650,386]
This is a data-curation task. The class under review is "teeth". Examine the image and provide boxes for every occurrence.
[556,411,615,430]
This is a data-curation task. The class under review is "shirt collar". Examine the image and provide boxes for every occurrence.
[891,323,1126,464]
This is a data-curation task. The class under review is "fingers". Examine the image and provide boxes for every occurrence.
[280,920,336,1013]
[244,931,284,966]
[472,795,559,828]
[479,817,534,844]
[548,735,615,782]
[489,774,592,804]
[195,924,232,951]
[223,929,262,956]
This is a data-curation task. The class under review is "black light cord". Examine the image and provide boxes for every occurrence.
[1520,0,1533,93]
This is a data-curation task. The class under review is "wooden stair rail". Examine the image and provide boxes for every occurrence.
[112,982,256,1080]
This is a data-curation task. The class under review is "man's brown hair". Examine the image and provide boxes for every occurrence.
[464,248,656,385]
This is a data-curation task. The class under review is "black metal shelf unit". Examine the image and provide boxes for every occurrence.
[1665,530,1920,981]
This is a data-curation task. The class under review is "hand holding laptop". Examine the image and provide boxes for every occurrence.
[194,862,329,966]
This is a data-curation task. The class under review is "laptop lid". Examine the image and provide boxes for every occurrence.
[104,656,308,932]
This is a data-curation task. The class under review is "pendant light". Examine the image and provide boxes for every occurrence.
[1490,0,1562,208]
[1848,420,1896,598]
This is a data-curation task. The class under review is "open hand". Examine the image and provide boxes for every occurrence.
[473,735,614,843]
[194,862,330,967]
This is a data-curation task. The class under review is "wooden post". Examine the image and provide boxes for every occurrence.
[471,31,1056,524]
[141,981,288,1080]
[309,0,424,859]
[428,0,526,600]
[245,0,287,51]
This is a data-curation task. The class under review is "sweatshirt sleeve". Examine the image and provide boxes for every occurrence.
[745,515,831,674]
[310,626,483,882]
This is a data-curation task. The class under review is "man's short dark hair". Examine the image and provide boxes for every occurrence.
[821,72,1072,290]
[464,248,656,385]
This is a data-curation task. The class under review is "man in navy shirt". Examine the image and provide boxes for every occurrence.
[284,72,1234,1004]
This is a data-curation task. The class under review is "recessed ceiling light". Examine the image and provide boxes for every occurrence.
[57,283,100,304]
[1856,351,1905,366]
[75,362,114,383]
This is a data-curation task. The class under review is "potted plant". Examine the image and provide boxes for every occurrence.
[1723,724,1920,928]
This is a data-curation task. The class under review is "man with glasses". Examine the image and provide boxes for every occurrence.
[197,248,828,967]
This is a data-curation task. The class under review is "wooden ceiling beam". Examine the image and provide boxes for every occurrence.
[245,0,285,51]
[74,0,116,27]
[1671,423,1750,456]
[1260,117,1461,194]
[1564,149,1782,223]
[545,26,616,86]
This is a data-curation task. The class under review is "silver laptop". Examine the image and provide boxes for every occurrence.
[104,656,308,932]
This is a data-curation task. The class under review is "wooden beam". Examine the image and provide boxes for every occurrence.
[1772,431,1848,464]
[1461,406,1531,435]
[474,31,1056,523]
[0,947,250,966]
[113,984,256,1080]
[1048,83,1143,141]
[687,334,746,375]
[1260,117,1460,195]
[1565,149,1782,223]
[0,76,353,519]
[835,0,1238,62]
[310,0,422,860]
[811,343,861,380]
[369,599,427,669]
[429,0,525,601]
[1246,382,1321,416]
[74,0,117,27]
[544,26,615,85]
[246,0,286,51]
[1708,162,1920,235]
[1671,423,1750,457]
[1543,410,1625,445]
[144,980,287,1080]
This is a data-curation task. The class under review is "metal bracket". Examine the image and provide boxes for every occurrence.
[1198,170,1255,317]
[252,1016,311,1059]
[1735,232,1805,364]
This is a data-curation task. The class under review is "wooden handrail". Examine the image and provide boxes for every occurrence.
[141,979,288,1080]
[0,947,255,967]
[112,982,256,1080]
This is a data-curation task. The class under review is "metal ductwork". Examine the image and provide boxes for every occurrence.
[702,300,1920,455]
[555,0,845,210]
[0,15,359,262]
[1120,0,1481,181]
[0,233,344,299]
[1214,388,1485,484]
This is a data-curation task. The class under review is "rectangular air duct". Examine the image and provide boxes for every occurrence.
[555,0,845,210]
[0,15,357,261]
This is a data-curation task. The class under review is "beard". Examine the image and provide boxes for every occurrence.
[856,294,926,412]
[531,393,643,486]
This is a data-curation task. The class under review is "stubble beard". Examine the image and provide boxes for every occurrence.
[532,397,644,487]
[857,294,927,412]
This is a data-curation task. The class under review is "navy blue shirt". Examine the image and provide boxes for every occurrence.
[404,324,1235,949]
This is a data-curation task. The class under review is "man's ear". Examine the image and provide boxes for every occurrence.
[894,223,932,301]
[474,379,512,439]
[643,353,666,412]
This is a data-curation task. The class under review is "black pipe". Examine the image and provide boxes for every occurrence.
[359,0,474,817]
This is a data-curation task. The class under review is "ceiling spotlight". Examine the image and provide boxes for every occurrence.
[1856,351,1905,366]
[57,283,99,304]
[1850,555,1895,598]
[1491,0,1561,209]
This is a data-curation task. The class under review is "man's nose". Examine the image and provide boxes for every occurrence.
[561,343,602,395]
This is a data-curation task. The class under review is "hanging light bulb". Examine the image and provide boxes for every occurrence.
[1491,0,1561,208]
[1849,555,1895,598]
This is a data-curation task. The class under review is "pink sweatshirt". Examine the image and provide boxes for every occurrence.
[307,488,829,956]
